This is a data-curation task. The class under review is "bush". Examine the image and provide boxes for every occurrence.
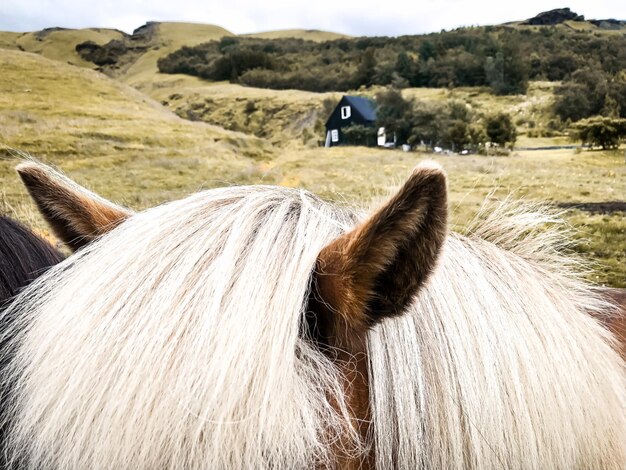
[554,68,626,122]
[571,116,626,149]
[485,113,517,147]
[375,88,412,143]
[341,124,378,147]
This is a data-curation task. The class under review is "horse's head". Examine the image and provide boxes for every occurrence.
[10,160,448,469]
[17,161,447,351]
[10,161,626,469]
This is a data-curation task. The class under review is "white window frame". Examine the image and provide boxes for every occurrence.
[331,129,339,142]
[340,106,351,120]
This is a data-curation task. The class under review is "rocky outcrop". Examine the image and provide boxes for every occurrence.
[34,27,68,41]
[75,40,130,66]
[522,8,584,26]
[589,19,626,30]
[75,23,156,70]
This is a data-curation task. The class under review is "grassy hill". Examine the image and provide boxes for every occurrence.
[0,22,347,88]
[243,29,348,41]
[2,28,125,67]
[120,22,235,87]
[0,31,22,49]
[503,19,626,35]
[0,48,273,222]
[150,79,340,147]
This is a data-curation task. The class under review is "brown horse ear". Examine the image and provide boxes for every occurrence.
[16,162,132,252]
[308,161,448,350]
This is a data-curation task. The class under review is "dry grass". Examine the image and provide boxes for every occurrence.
[268,145,626,286]
[505,20,626,35]
[0,31,22,49]
[153,79,342,147]
[11,28,125,68]
[0,49,273,215]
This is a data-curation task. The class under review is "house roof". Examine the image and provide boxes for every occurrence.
[343,95,377,122]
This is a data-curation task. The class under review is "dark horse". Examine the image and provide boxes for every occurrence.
[0,215,63,468]
[0,216,63,308]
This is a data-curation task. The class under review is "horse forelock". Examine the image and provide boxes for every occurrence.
[1,185,362,469]
[1,189,625,470]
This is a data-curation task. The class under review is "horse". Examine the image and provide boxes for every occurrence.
[1,160,625,469]
[0,215,63,308]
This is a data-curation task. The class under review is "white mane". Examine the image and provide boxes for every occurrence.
[2,185,625,469]
[370,201,626,469]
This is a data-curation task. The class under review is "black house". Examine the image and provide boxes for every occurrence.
[324,95,378,147]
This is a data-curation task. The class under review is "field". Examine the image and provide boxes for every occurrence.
[0,28,625,286]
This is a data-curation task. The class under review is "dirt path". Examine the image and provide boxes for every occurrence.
[559,201,626,214]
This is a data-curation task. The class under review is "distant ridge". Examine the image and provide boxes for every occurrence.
[243,29,349,41]
[522,8,585,26]
[519,7,625,28]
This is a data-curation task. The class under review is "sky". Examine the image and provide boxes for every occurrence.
[1,0,624,37]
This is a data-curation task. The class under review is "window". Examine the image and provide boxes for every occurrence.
[331,129,339,142]
[340,106,351,119]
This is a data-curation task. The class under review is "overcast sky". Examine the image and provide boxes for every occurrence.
[1,1,624,36]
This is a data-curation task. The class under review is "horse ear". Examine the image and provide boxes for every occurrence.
[16,162,132,252]
[309,161,447,349]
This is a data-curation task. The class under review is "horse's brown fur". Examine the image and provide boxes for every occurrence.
[600,288,626,358]
[309,162,448,352]
[16,163,132,252]
[308,162,447,468]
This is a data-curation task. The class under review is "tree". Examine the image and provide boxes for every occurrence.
[407,103,444,147]
[443,120,470,151]
[553,82,592,122]
[355,48,377,88]
[418,40,436,61]
[484,39,528,95]
[395,51,414,83]
[485,113,517,147]
[571,116,626,149]
[439,101,473,151]
[375,88,412,143]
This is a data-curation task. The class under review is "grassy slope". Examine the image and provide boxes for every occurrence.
[14,28,126,67]
[120,22,235,87]
[143,81,559,149]
[506,19,626,34]
[0,31,21,49]
[0,49,274,225]
[149,78,341,147]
